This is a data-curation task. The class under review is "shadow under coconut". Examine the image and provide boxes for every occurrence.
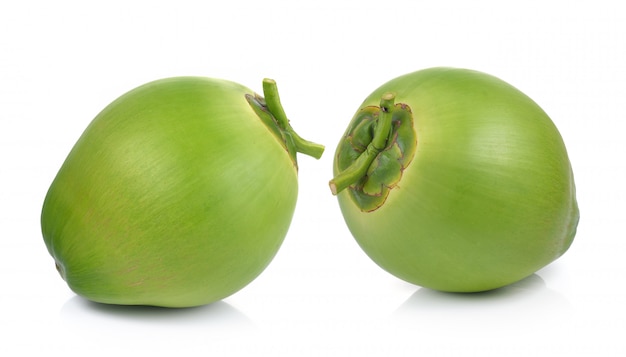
[392,273,572,328]
[61,294,254,328]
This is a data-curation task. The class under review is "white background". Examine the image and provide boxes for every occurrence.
[1,0,625,355]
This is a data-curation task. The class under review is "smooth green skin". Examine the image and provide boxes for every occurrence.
[42,77,300,307]
[333,67,579,292]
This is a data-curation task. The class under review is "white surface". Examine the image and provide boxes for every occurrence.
[1,0,625,355]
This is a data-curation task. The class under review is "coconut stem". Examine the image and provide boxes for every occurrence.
[329,93,396,195]
[262,79,325,159]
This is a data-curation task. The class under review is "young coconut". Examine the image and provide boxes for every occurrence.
[330,67,579,292]
[42,77,324,307]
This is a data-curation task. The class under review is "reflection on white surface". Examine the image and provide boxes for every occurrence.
[394,273,571,319]
[61,295,254,329]
[388,274,576,353]
[55,296,256,355]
